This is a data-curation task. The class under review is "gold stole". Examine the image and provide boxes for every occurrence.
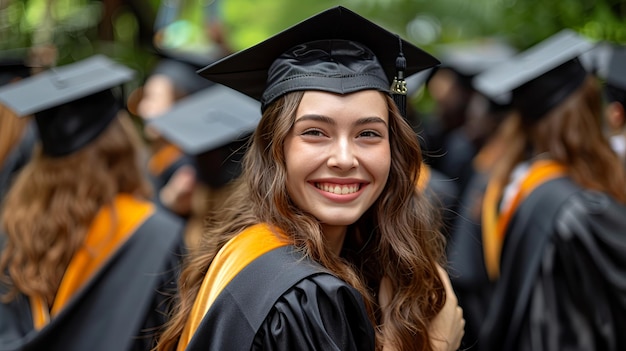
[148,143,183,177]
[176,223,290,351]
[416,162,431,193]
[29,194,155,329]
[482,160,567,280]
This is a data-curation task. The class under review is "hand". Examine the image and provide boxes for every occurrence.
[429,265,465,351]
[159,165,196,216]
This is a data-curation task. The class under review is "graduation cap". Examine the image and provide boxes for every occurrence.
[604,45,626,102]
[472,29,595,122]
[148,84,261,188]
[0,54,135,157]
[435,38,517,88]
[198,6,440,117]
[150,47,220,95]
[601,45,626,106]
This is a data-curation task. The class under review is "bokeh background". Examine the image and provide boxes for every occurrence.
[2,0,625,111]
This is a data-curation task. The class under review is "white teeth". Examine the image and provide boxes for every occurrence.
[316,183,360,195]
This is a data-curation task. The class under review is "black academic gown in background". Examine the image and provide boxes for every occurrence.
[478,177,626,351]
[0,122,37,201]
[0,208,186,351]
[185,246,376,351]
[446,170,492,351]
[423,167,460,238]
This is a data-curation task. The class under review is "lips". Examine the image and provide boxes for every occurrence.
[315,182,361,195]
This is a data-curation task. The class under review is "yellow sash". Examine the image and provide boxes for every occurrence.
[148,143,183,176]
[177,223,290,351]
[416,162,431,193]
[29,194,155,329]
[482,160,566,280]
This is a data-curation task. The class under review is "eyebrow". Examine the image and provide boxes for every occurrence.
[294,114,388,127]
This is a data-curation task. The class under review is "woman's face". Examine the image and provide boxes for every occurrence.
[137,75,177,120]
[283,90,391,230]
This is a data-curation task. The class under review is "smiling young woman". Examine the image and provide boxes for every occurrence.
[156,6,464,351]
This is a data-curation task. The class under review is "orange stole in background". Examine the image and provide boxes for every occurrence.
[148,143,183,177]
[30,194,154,329]
[482,160,566,280]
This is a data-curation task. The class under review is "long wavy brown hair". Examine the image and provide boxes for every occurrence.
[0,105,29,168]
[491,76,626,203]
[0,111,152,305]
[157,91,447,351]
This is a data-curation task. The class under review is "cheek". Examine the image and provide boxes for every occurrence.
[368,146,392,183]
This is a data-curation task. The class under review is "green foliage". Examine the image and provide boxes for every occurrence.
[1,0,624,103]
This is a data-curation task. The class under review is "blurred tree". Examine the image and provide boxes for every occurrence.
[1,0,624,105]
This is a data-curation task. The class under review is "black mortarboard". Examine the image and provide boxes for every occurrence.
[436,38,516,88]
[198,6,439,117]
[606,46,626,91]
[473,29,594,122]
[148,84,261,188]
[151,48,218,95]
[0,55,135,157]
[602,45,626,106]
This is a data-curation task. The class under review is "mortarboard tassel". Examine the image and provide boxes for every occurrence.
[391,35,407,118]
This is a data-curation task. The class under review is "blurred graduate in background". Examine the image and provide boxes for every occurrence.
[147,84,260,250]
[0,55,185,351]
[0,50,38,204]
[449,29,626,351]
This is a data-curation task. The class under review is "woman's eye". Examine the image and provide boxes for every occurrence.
[302,129,325,137]
[359,130,382,138]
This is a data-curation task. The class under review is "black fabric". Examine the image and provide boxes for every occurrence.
[0,121,37,201]
[149,152,194,194]
[446,170,492,351]
[252,275,375,351]
[184,246,375,351]
[198,6,439,108]
[424,167,460,238]
[0,207,186,351]
[512,59,588,123]
[478,177,626,351]
[34,89,120,157]
[262,40,390,110]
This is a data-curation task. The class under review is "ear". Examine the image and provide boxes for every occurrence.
[606,101,626,131]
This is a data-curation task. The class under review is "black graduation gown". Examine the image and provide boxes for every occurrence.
[478,177,626,351]
[446,170,492,351]
[0,208,186,351]
[184,246,376,351]
[424,167,460,238]
[0,122,37,201]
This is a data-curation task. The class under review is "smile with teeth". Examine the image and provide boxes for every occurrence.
[315,182,361,195]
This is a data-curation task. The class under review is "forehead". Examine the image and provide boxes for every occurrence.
[296,90,389,117]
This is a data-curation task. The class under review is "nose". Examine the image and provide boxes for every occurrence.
[327,137,358,170]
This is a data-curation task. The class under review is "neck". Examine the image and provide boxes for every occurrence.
[321,224,347,256]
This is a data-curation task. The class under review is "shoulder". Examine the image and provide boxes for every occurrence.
[555,189,626,242]
[252,273,375,351]
[130,204,186,253]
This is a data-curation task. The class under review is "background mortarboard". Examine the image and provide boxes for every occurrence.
[602,45,626,105]
[473,29,595,121]
[148,84,261,188]
[150,47,219,95]
[0,54,136,157]
[198,6,439,112]
[578,41,613,77]
[606,45,626,91]
[434,38,517,88]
